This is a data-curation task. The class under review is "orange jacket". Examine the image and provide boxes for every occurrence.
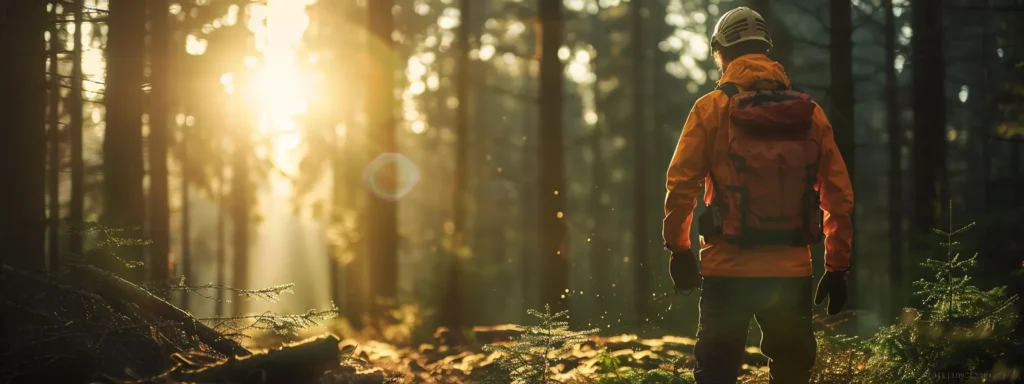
[662,54,854,277]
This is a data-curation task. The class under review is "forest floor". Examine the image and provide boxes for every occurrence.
[1,263,792,383]
[244,323,733,383]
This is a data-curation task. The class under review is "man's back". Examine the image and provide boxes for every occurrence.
[662,53,854,278]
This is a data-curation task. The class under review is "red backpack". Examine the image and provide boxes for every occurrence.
[698,79,825,247]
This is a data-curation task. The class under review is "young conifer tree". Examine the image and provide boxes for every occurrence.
[862,203,1020,383]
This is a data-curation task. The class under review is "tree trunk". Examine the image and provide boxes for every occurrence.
[0,0,48,270]
[230,129,251,316]
[342,180,367,327]
[341,133,367,326]
[830,0,855,195]
[148,0,171,283]
[538,0,568,310]
[520,92,538,318]
[329,147,343,313]
[329,116,353,320]
[69,0,85,257]
[882,0,905,318]
[910,0,947,238]
[829,0,855,314]
[180,119,192,310]
[630,0,650,323]
[214,148,227,316]
[441,0,472,340]
[366,0,399,316]
[48,1,62,270]
[588,99,607,317]
[104,0,147,281]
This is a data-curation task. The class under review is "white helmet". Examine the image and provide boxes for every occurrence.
[711,7,773,50]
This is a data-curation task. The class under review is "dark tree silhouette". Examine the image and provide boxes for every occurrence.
[882,0,905,317]
[215,151,227,316]
[910,0,948,238]
[587,2,611,322]
[366,0,399,315]
[830,0,855,188]
[630,0,651,322]
[0,0,48,270]
[68,0,85,257]
[441,0,472,341]
[830,0,856,313]
[538,0,568,310]
[47,0,62,269]
[104,0,147,280]
[230,108,252,315]
[148,0,171,283]
[179,98,192,310]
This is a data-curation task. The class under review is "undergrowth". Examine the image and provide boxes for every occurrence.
[860,204,1021,383]
[482,305,598,383]
[480,204,1022,384]
[591,346,693,383]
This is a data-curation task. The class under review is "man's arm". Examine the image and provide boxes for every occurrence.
[663,103,709,253]
[813,106,854,272]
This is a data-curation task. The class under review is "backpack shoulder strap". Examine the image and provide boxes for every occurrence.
[716,82,741,98]
[706,83,737,205]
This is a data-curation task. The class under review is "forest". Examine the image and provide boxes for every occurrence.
[1,0,1024,382]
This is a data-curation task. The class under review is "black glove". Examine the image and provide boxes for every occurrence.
[814,270,848,316]
[669,248,702,293]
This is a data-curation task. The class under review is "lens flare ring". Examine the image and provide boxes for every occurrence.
[362,153,420,201]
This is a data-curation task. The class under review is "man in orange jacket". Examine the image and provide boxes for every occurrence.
[662,7,854,384]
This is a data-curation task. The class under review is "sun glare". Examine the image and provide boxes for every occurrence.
[241,0,318,196]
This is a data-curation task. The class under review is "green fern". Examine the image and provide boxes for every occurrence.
[483,304,598,384]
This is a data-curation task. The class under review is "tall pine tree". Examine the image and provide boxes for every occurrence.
[442,0,472,340]
[830,0,856,315]
[148,0,172,283]
[538,0,569,310]
[630,0,651,322]
[0,0,48,270]
[910,0,948,240]
[47,0,62,269]
[68,0,86,257]
[104,0,147,280]
[366,0,399,315]
[883,0,905,317]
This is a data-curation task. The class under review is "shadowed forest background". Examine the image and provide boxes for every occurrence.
[2,0,1024,382]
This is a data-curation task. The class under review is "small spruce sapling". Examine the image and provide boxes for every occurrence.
[861,202,1020,383]
[483,304,598,383]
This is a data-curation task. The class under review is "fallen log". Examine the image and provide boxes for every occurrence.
[65,264,251,358]
[171,334,341,384]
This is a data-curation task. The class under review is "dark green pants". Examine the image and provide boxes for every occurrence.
[693,277,816,384]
